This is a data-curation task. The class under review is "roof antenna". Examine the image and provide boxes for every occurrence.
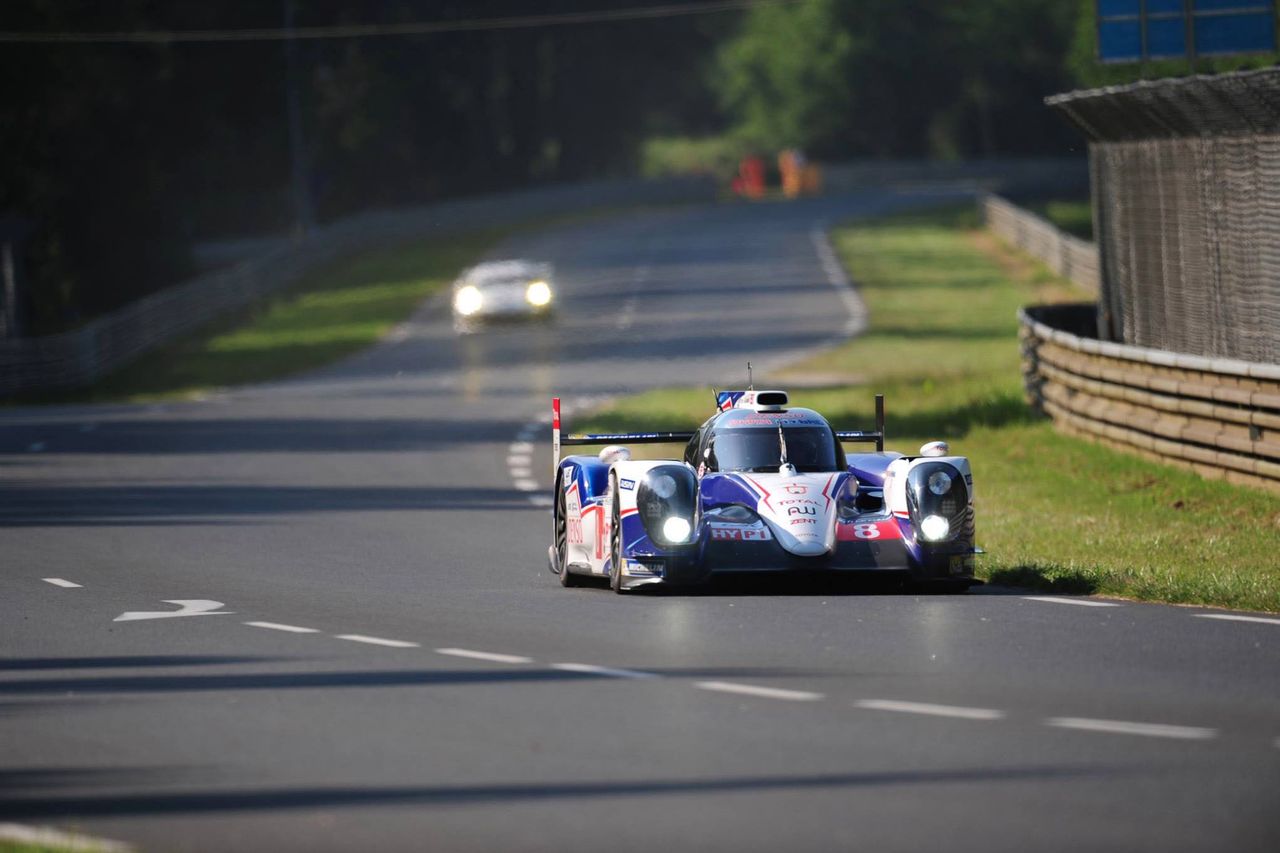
[747,362,753,390]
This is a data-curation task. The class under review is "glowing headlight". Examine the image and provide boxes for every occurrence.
[525,280,552,306]
[662,516,692,543]
[454,285,483,316]
[651,473,677,499]
[927,470,952,496]
[919,514,950,541]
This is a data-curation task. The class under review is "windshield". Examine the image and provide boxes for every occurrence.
[708,426,839,473]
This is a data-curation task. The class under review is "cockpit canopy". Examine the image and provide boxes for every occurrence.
[688,407,844,474]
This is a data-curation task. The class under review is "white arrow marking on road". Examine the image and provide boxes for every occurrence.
[113,600,234,622]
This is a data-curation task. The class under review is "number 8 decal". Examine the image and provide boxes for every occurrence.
[853,523,880,540]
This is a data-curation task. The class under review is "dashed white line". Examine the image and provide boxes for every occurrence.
[1046,717,1216,740]
[506,455,531,467]
[514,478,539,491]
[435,647,533,664]
[552,662,659,680]
[245,621,320,634]
[1023,596,1121,608]
[335,634,419,649]
[508,442,534,454]
[855,699,1005,720]
[41,578,82,589]
[509,467,532,479]
[1195,613,1280,626]
[694,681,824,702]
[528,495,554,507]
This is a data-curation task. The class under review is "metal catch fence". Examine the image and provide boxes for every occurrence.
[1048,67,1280,365]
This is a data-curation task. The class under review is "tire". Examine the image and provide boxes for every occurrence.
[609,484,627,594]
[556,478,585,588]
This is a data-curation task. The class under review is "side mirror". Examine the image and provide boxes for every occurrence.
[599,445,632,464]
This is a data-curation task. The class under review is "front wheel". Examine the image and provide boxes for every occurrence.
[556,479,585,588]
[609,486,627,594]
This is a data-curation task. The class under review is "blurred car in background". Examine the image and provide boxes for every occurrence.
[451,259,555,333]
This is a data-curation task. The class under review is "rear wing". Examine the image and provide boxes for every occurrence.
[836,394,885,452]
[552,398,694,474]
[551,393,885,475]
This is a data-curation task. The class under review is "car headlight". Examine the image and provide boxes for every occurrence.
[919,514,950,541]
[454,285,483,316]
[635,465,697,547]
[662,516,692,543]
[525,280,552,306]
[905,461,969,544]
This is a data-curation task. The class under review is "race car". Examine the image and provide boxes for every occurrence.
[451,259,555,333]
[548,390,978,593]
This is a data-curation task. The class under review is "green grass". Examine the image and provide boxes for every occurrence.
[16,231,502,404]
[579,207,1280,611]
[1026,198,1093,240]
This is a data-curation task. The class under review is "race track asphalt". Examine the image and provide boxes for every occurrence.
[1,191,1277,853]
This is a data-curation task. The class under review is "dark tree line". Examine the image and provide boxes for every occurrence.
[6,1,1220,335]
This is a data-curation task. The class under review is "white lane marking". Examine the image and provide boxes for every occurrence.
[514,479,539,491]
[1023,596,1121,608]
[509,442,534,454]
[1196,613,1280,626]
[0,823,132,852]
[1046,717,1217,740]
[114,599,234,622]
[552,662,659,680]
[42,578,83,589]
[27,441,46,452]
[855,699,1005,720]
[810,224,868,336]
[336,634,419,649]
[694,681,824,702]
[506,455,531,467]
[245,621,320,634]
[509,467,532,479]
[528,495,554,507]
[435,647,533,664]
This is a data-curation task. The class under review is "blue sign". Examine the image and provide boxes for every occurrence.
[1098,0,1276,63]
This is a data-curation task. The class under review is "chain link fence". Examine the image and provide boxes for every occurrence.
[1048,67,1280,365]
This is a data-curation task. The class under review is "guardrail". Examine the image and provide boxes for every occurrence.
[982,194,1099,294]
[0,176,717,396]
[1020,304,1280,494]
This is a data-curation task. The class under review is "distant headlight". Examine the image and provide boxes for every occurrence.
[454,285,483,316]
[525,280,552,306]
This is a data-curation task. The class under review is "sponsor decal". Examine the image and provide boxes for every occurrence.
[778,499,819,507]
[786,506,817,517]
[619,478,635,491]
[784,484,808,495]
[710,526,772,541]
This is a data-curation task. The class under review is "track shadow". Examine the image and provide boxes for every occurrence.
[985,565,1099,595]
[0,765,1112,819]
[0,656,279,671]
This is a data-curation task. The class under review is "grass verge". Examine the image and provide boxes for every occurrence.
[578,207,1280,612]
[1025,198,1093,240]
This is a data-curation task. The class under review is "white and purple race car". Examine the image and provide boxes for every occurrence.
[549,390,978,593]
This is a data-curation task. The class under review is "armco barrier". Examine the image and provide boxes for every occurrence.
[983,194,1099,294]
[1020,304,1280,494]
[0,176,716,396]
